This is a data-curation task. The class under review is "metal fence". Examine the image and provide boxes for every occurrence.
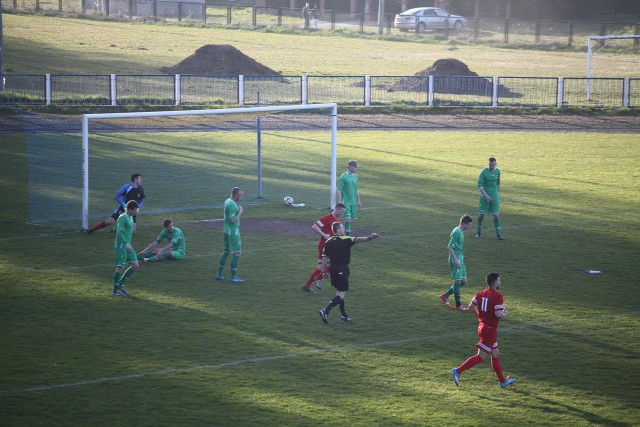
[1,74,638,108]
[6,2,640,49]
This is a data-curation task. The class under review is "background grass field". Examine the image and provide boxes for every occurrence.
[1,127,639,425]
[4,13,639,78]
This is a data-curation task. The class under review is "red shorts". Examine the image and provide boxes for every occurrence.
[476,323,498,353]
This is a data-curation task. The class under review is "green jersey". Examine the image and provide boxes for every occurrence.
[478,167,501,196]
[338,172,359,205]
[115,213,134,247]
[224,198,240,235]
[448,226,465,260]
[157,226,186,254]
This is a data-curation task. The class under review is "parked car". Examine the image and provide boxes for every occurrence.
[394,7,466,33]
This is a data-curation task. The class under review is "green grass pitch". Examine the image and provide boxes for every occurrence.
[1,129,639,425]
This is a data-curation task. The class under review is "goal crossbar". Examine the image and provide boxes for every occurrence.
[81,103,338,229]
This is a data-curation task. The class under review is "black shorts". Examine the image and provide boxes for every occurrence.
[111,205,137,222]
[330,264,350,292]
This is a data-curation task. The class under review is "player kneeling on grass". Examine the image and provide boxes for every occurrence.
[138,218,186,262]
[112,200,140,297]
[451,272,517,388]
[318,222,379,324]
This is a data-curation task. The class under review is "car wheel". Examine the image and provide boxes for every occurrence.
[417,22,426,34]
[453,21,463,31]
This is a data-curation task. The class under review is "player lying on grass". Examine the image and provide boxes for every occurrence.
[137,218,186,262]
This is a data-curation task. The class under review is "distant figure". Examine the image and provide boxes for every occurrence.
[112,200,140,297]
[302,3,310,30]
[312,4,320,29]
[439,214,473,311]
[336,159,361,236]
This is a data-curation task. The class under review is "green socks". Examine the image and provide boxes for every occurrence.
[231,255,240,278]
[217,252,229,276]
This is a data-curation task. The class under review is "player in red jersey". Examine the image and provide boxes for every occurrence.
[451,272,518,388]
[302,203,346,293]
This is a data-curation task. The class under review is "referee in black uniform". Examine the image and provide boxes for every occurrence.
[319,222,379,323]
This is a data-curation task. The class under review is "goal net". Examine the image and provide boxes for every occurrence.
[24,104,338,228]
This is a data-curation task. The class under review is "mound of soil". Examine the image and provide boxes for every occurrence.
[160,44,280,76]
[387,58,514,96]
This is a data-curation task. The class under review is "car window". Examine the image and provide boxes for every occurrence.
[435,9,449,17]
[424,9,436,17]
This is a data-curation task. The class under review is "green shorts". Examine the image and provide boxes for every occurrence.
[223,233,242,253]
[343,203,358,221]
[449,257,467,281]
[169,249,185,260]
[115,243,138,267]
[479,193,500,215]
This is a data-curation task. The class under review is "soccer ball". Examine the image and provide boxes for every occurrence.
[283,196,294,206]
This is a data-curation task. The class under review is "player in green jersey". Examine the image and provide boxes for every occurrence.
[477,157,504,240]
[440,214,473,311]
[112,200,139,297]
[217,187,244,283]
[337,159,361,236]
[138,218,186,262]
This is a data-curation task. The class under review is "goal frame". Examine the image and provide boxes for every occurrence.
[587,35,640,99]
[81,103,338,229]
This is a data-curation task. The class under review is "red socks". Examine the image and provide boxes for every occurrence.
[491,357,506,383]
[457,354,483,373]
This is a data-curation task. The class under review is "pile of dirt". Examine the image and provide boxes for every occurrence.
[160,44,280,75]
[386,58,514,96]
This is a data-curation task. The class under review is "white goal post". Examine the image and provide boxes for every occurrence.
[81,103,338,230]
[587,35,640,99]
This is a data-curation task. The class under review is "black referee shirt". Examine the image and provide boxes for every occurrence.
[323,235,357,266]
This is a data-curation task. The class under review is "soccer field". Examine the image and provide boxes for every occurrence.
[1,127,639,425]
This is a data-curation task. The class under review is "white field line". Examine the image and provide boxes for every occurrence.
[0,322,546,395]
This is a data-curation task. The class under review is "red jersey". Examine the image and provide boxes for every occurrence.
[471,288,504,328]
[316,212,340,242]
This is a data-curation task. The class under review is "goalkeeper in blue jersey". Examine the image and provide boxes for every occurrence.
[476,158,504,240]
[84,173,146,235]
[138,218,186,262]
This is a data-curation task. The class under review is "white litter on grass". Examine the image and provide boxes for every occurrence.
[585,270,602,275]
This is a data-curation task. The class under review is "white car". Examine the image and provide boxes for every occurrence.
[394,7,466,33]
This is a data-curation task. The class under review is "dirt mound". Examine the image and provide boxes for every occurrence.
[160,44,280,75]
[387,58,514,96]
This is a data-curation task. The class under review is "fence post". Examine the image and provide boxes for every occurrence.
[202,3,206,24]
[45,74,51,106]
[428,76,434,107]
[568,21,573,47]
[364,76,370,107]
[535,21,540,44]
[238,75,244,106]
[557,77,564,107]
[105,0,110,17]
[227,5,231,25]
[331,10,335,30]
[13,0,17,9]
[58,0,62,12]
[599,23,606,46]
[277,8,282,27]
[636,24,640,48]
[623,77,630,108]
[111,74,117,106]
[359,12,364,33]
[81,0,85,14]
[153,0,157,21]
[301,75,308,105]
[474,17,479,41]
[175,74,181,106]
[503,19,509,44]
[444,17,449,40]
[35,0,40,12]
[492,76,498,107]
[252,7,257,27]
[129,0,133,19]
[178,2,182,21]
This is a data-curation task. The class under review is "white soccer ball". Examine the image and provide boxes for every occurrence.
[283,196,294,206]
